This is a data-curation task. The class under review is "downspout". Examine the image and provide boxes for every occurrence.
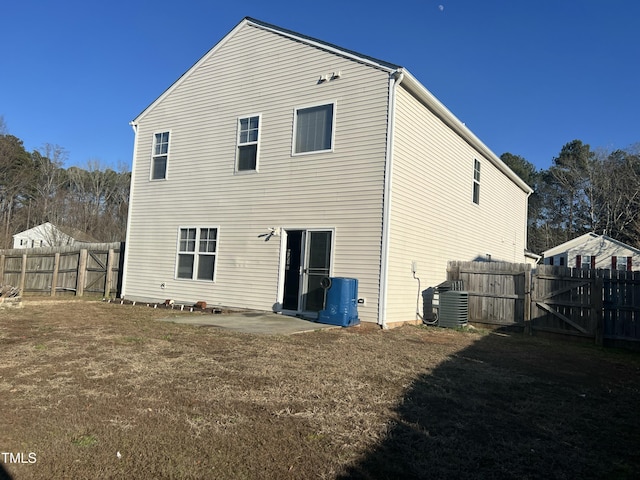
[378,70,404,329]
[120,121,139,299]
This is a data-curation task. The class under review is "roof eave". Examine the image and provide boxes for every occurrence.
[398,70,533,195]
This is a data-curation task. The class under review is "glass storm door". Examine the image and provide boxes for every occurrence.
[302,230,332,315]
[282,229,332,316]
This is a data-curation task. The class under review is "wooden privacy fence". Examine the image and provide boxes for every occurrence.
[0,242,124,297]
[446,261,531,328]
[447,261,640,347]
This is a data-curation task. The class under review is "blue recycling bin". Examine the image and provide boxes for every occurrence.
[318,277,360,327]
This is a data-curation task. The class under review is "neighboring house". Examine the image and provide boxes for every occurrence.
[541,232,640,271]
[12,222,98,249]
[122,17,532,327]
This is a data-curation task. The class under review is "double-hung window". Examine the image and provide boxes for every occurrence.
[293,103,334,154]
[237,115,260,171]
[151,131,170,180]
[612,256,631,271]
[176,227,218,281]
[472,159,481,204]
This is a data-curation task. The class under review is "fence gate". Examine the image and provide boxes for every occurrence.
[530,265,604,344]
[447,261,531,327]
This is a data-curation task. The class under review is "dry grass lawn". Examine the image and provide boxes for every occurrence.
[1,298,639,479]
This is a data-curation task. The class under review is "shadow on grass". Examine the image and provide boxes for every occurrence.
[0,464,12,480]
[338,328,640,480]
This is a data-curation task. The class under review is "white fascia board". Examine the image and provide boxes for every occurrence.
[399,69,533,195]
[130,18,250,126]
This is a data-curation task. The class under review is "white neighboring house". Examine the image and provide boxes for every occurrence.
[541,232,640,271]
[122,17,532,327]
[12,222,97,249]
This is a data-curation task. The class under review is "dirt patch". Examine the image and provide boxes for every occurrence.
[1,299,639,479]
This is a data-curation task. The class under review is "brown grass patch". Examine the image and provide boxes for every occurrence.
[1,299,639,479]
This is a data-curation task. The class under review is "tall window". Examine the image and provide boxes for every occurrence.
[294,103,334,154]
[472,159,481,204]
[152,132,170,180]
[237,116,260,171]
[176,227,218,281]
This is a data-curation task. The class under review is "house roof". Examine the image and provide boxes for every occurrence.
[131,17,533,195]
[542,232,640,257]
[13,222,98,243]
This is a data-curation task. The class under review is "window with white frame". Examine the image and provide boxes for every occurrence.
[294,103,334,154]
[472,159,481,204]
[613,256,630,271]
[151,131,170,180]
[176,227,218,281]
[237,115,260,171]
[582,255,595,269]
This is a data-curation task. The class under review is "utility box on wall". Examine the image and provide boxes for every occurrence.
[318,277,360,327]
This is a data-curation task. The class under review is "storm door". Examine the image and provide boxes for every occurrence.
[281,229,333,317]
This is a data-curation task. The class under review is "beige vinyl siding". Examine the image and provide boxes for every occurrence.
[385,85,529,323]
[124,23,390,322]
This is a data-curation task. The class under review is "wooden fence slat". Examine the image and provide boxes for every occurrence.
[50,252,60,296]
[104,248,115,297]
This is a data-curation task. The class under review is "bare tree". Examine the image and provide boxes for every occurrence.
[31,144,68,226]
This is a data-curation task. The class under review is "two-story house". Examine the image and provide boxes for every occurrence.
[122,17,532,327]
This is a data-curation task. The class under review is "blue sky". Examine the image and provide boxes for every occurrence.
[2,0,638,171]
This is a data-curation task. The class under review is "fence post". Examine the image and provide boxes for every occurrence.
[19,253,28,294]
[524,265,532,334]
[594,276,604,346]
[76,249,88,297]
[50,252,60,296]
[104,248,115,298]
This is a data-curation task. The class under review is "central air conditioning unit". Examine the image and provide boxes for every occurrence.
[438,290,469,329]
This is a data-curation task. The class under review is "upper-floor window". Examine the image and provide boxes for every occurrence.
[176,227,218,281]
[236,115,260,172]
[152,131,170,180]
[293,103,334,154]
[472,159,481,204]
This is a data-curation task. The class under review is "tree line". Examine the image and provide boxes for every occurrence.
[502,140,640,254]
[0,125,130,248]
[2,114,638,255]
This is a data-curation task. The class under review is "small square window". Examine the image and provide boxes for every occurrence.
[237,116,260,171]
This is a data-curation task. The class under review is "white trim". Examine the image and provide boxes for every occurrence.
[291,101,336,156]
[121,123,140,298]
[378,72,403,328]
[398,70,533,195]
[132,19,248,125]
